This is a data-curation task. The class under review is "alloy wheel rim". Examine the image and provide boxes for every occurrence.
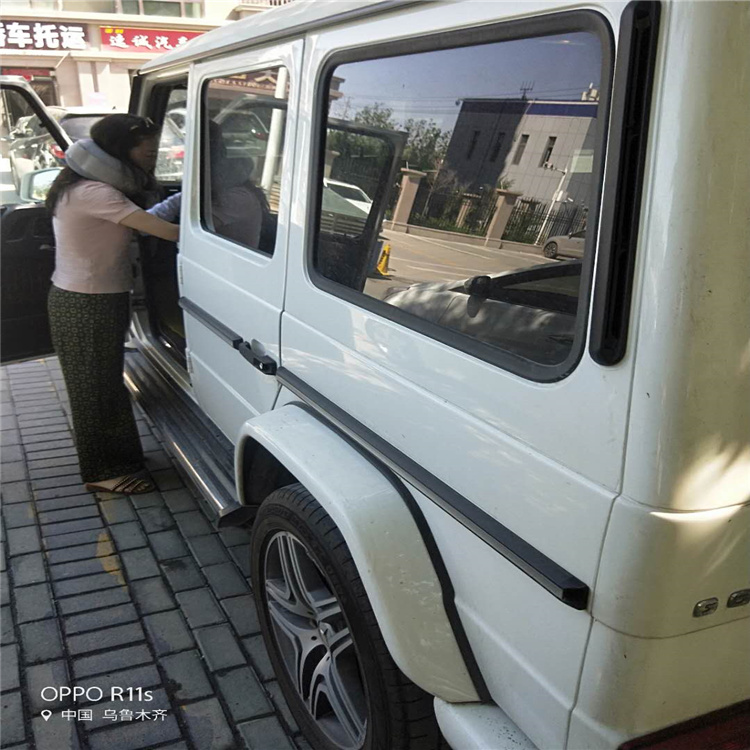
[263,531,367,749]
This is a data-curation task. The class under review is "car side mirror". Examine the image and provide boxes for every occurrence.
[465,275,491,298]
[20,168,61,203]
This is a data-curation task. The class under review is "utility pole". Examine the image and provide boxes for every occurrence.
[535,162,568,246]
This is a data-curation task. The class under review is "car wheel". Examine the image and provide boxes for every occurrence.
[251,483,441,750]
[543,241,559,259]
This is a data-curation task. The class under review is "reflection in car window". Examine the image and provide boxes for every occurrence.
[312,28,605,369]
[1,88,61,204]
[59,116,102,141]
[155,89,187,182]
[201,67,288,255]
[328,183,370,202]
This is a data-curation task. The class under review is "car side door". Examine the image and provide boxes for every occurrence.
[177,43,302,440]
[1,79,70,363]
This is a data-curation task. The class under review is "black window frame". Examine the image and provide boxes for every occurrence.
[512,133,530,165]
[139,74,190,364]
[488,130,505,163]
[539,135,557,167]
[466,129,481,160]
[307,10,614,384]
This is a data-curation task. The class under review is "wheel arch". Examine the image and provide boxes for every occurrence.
[236,403,481,703]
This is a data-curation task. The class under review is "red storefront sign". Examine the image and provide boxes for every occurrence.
[100,27,202,53]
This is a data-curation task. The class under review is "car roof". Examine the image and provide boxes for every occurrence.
[325,178,362,189]
[0,75,35,93]
[140,0,414,74]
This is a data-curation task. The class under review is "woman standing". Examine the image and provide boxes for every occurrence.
[46,114,179,495]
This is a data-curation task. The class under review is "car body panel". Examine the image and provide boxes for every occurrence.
[237,401,480,703]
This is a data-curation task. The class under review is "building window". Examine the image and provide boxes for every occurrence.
[539,136,557,167]
[512,134,529,165]
[119,0,204,16]
[489,131,505,162]
[466,130,480,160]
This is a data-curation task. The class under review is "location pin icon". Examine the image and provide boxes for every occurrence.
[41,710,52,722]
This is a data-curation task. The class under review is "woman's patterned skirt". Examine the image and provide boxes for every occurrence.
[47,285,144,483]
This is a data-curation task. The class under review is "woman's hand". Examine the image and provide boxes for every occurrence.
[119,209,179,242]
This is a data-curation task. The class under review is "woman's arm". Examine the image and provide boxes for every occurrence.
[119,209,179,242]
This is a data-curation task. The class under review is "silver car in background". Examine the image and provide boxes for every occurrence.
[543,229,586,259]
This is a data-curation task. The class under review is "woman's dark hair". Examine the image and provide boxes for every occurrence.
[46,114,160,214]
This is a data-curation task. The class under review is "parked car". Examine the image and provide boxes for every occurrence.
[323,178,374,214]
[543,229,586,259]
[3,2,749,748]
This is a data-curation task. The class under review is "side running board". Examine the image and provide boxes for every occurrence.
[124,349,254,527]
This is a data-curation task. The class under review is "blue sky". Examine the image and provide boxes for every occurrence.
[330,32,602,131]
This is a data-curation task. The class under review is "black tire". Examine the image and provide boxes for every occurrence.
[543,241,558,259]
[250,483,441,750]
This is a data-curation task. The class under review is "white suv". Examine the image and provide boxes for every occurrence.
[3,2,749,748]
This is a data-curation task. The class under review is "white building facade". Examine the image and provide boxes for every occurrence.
[442,96,599,208]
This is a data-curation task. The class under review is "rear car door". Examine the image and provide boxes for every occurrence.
[1,78,70,363]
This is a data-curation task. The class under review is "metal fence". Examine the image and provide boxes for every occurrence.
[502,201,587,245]
[329,155,385,205]
[410,183,498,236]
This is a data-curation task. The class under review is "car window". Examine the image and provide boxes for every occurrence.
[1,87,64,204]
[200,67,289,255]
[311,23,606,373]
[155,89,187,182]
[60,116,102,141]
[168,110,185,131]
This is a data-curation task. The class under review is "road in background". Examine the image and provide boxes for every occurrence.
[365,228,548,299]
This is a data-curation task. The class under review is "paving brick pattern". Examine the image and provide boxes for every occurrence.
[1,358,303,750]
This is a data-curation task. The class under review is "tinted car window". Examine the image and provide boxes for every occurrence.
[312,27,606,372]
[201,67,289,255]
[59,116,102,141]
[155,89,187,182]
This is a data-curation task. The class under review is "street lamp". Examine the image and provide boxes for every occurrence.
[535,162,569,246]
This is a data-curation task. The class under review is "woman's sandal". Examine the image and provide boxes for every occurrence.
[85,475,155,495]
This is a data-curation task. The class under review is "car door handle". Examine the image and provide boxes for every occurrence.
[238,339,277,376]
[39,244,54,251]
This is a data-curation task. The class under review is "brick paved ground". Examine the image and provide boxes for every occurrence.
[0,357,310,750]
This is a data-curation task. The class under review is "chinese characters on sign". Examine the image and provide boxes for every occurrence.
[100,27,202,53]
[0,21,87,51]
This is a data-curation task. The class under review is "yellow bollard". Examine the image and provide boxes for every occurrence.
[376,243,391,277]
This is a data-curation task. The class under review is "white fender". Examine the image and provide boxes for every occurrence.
[237,404,479,703]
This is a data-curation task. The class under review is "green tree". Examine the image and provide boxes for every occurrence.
[352,103,449,173]
[353,103,398,130]
[402,118,450,172]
